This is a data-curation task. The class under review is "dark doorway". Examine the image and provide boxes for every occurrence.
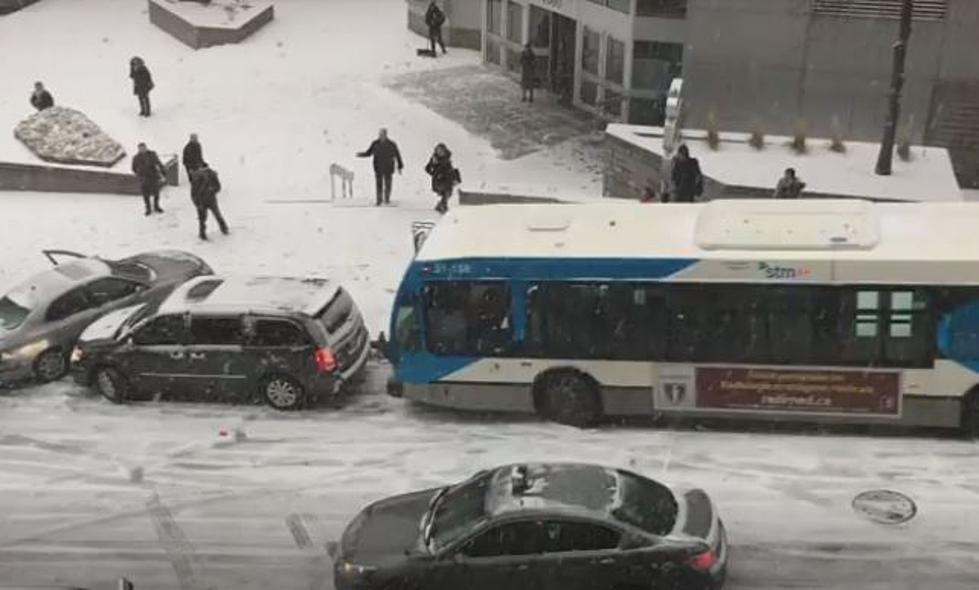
[550,13,576,105]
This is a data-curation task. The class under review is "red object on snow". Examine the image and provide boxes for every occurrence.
[219,430,228,437]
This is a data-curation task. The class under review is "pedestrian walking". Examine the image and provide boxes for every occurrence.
[520,43,537,103]
[774,167,806,199]
[131,142,167,215]
[425,143,461,214]
[29,82,54,111]
[425,1,447,55]
[129,57,154,117]
[182,133,205,182]
[669,144,703,203]
[356,128,404,206]
[190,163,229,240]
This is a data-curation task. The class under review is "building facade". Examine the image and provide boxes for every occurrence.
[471,0,979,185]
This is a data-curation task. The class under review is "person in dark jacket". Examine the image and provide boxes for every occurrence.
[520,43,537,103]
[425,1,447,55]
[774,167,806,199]
[30,82,54,111]
[182,133,204,182]
[425,143,460,214]
[190,163,228,240]
[131,142,167,215]
[130,57,154,117]
[356,128,404,206]
[669,144,704,203]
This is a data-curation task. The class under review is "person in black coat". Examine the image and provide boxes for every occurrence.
[669,144,704,203]
[190,163,229,240]
[425,1,447,55]
[520,43,536,103]
[182,133,204,181]
[131,143,167,215]
[356,128,404,206]
[129,57,154,117]
[30,82,54,111]
[425,143,460,214]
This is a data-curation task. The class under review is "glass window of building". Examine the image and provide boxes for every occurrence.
[632,40,683,91]
[485,36,502,65]
[529,6,550,48]
[604,89,624,118]
[586,0,631,13]
[581,79,599,106]
[487,0,503,35]
[606,37,625,85]
[636,0,688,18]
[582,28,600,75]
[506,1,523,44]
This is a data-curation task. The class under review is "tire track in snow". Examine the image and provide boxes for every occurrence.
[146,494,205,590]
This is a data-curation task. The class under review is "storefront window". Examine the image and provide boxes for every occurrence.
[487,0,503,35]
[606,37,625,85]
[486,36,502,65]
[636,0,687,18]
[629,97,666,125]
[506,1,523,43]
[582,28,600,75]
[507,46,522,74]
[632,40,683,90]
[604,89,624,118]
[586,0,631,14]
[529,5,550,48]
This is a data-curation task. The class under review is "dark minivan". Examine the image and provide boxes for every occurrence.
[70,276,370,410]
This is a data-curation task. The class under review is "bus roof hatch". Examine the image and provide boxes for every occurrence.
[694,199,880,251]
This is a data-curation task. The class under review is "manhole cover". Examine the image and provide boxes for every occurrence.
[852,489,917,524]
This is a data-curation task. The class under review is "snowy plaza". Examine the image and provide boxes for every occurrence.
[1,1,979,589]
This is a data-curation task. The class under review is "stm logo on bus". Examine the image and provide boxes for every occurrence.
[758,262,812,280]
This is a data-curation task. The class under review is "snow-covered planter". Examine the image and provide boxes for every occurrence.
[149,0,275,49]
[14,106,125,167]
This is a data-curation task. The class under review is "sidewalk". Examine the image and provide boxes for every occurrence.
[387,65,601,160]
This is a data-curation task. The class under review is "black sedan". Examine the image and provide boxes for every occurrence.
[331,463,727,590]
[0,249,211,384]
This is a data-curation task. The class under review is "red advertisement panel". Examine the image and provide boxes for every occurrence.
[695,367,900,416]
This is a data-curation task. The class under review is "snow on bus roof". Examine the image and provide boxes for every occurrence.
[415,200,979,263]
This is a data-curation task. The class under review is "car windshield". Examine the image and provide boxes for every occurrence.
[0,294,31,332]
[429,472,491,552]
[610,471,679,536]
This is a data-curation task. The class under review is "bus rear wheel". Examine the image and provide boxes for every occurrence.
[535,370,603,428]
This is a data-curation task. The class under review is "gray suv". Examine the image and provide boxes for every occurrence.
[71,275,370,410]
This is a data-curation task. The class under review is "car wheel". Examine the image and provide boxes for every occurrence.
[94,367,128,404]
[535,370,603,427]
[33,348,68,383]
[262,375,305,411]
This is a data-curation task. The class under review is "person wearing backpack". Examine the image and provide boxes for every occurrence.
[190,163,229,240]
[425,1,447,56]
[425,143,461,214]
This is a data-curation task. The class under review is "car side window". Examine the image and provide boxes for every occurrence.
[249,319,311,347]
[87,277,144,307]
[542,521,621,553]
[133,315,186,346]
[46,287,95,322]
[462,521,544,558]
[189,316,245,346]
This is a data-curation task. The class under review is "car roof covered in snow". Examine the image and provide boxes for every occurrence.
[157,275,339,317]
[416,200,979,266]
[482,463,674,527]
[3,258,110,309]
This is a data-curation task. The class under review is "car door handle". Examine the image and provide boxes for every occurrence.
[169,351,185,360]
[189,352,205,360]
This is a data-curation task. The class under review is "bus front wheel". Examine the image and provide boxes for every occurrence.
[534,370,603,428]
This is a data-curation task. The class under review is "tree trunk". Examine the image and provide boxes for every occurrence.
[875,0,914,176]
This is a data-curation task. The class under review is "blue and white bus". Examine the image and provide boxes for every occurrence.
[386,199,979,434]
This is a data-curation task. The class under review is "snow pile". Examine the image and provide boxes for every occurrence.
[13,105,125,167]
[153,0,274,28]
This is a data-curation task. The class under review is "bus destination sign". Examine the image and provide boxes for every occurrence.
[695,367,900,416]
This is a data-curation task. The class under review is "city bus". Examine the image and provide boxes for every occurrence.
[385,199,979,434]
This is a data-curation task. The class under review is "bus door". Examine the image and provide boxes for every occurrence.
[390,290,423,364]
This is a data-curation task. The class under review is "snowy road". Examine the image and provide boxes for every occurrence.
[1,365,977,590]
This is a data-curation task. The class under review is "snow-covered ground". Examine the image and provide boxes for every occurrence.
[2,2,978,590]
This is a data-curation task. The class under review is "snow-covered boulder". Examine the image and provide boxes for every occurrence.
[14,105,125,167]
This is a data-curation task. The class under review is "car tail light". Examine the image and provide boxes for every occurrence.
[315,347,337,373]
[688,549,717,571]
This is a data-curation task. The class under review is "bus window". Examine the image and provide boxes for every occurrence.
[424,282,512,356]
[883,290,932,367]
[394,303,422,354]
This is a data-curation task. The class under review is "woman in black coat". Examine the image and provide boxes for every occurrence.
[424,143,460,214]
[130,57,154,117]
